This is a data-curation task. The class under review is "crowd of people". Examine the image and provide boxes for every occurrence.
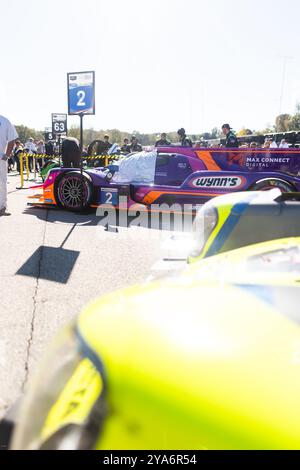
[0,112,298,218]
[124,126,291,150]
[5,124,293,175]
[238,137,290,149]
[7,137,54,173]
[2,123,295,177]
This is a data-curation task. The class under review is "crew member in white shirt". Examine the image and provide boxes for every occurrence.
[279,139,289,149]
[269,138,278,148]
[25,137,37,172]
[24,137,37,153]
[0,115,18,216]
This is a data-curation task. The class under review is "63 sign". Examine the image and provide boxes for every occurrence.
[52,113,68,135]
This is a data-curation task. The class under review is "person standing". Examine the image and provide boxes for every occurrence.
[103,134,112,153]
[221,124,239,148]
[279,139,289,149]
[13,139,24,173]
[269,138,278,149]
[0,115,18,216]
[155,133,171,147]
[36,140,45,171]
[121,138,131,153]
[24,137,37,154]
[45,140,54,157]
[24,137,37,172]
[130,136,143,152]
[177,128,193,147]
[44,139,54,165]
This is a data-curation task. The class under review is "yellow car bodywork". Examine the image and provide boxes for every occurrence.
[12,237,300,450]
[77,240,300,449]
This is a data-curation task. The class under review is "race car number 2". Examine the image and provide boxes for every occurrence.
[101,188,118,205]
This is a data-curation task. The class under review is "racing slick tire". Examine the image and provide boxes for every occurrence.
[54,171,93,212]
[250,178,295,193]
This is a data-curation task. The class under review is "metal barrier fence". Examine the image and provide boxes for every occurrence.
[16,153,121,188]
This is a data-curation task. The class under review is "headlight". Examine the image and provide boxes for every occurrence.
[11,323,105,450]
[189,205,218,261]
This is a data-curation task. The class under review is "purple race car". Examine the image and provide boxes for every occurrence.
[29,146,300,212]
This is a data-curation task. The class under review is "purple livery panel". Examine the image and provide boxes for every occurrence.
[34,147,300,210]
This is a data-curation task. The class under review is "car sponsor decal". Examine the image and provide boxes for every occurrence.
[245,156,291,168]
[190,176,246,189]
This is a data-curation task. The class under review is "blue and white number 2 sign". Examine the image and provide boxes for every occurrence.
[67,71,95,115]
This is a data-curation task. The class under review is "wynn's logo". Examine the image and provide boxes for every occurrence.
[191,176,245,189]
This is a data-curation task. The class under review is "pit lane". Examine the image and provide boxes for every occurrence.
[0,173,191,419]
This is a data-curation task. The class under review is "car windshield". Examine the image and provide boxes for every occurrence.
[111,150,157,183]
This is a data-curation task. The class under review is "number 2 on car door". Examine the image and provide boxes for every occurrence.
[105,192,112,204]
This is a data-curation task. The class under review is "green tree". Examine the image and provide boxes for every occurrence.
[275,114,291,132]
[210,127,221,139]
[68,125,80,140]
[237,127,253,137]
[287,103,300,131]
[15,125,44,143]
[288,115,300,131]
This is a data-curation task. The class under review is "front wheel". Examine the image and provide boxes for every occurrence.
[54,172,93,211]
[250,178,295,193]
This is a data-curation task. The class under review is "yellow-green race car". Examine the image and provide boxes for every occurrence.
[9,236,300,450]
[189,188,300,263]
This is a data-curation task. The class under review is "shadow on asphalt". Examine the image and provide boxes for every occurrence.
[16,245,80,284]
[24,206,99,226]
[23,206,195,232]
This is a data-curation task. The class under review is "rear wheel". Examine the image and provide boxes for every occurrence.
[54,172,93,211]
[250,178,295,193]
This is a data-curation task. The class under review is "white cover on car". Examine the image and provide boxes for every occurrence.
[112,150,157,184]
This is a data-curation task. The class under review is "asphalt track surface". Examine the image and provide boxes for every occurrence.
[0,172,193,419]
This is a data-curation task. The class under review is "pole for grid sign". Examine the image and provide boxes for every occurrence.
[58,134,61,167]
[80,112,84,212]
[67,71,95,212]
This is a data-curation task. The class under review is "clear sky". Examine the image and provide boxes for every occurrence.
[1,0,300,134]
